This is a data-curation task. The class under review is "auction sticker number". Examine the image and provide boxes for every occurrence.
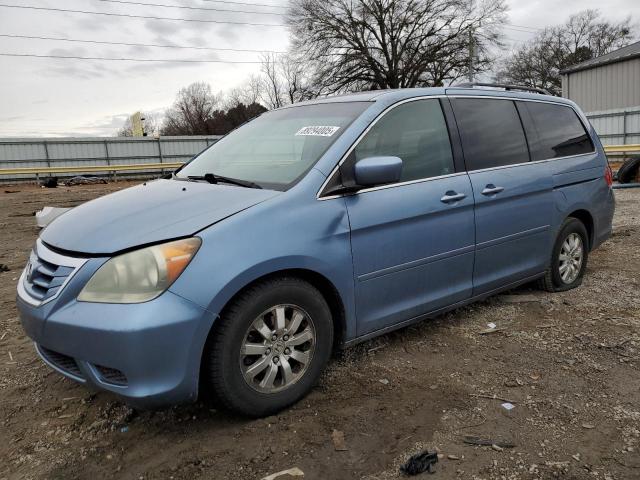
[295,126,340,137]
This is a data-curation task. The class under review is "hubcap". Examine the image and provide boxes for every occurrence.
[559,232,583,284]
[240,304,316,393]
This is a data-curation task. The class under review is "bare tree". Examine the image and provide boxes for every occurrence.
[161,82,220,135]
[497,10,635,95]
[286,0,506,94]
[224,75,264,109]
[259,53,316,108]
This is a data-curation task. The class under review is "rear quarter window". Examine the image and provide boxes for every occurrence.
[516,101,594,161]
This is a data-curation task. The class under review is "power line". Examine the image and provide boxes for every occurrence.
[0,33,286,53]
[0,3,286,27]
[198,0,287,9]
[0,52,264,63]
[90,0,284,16]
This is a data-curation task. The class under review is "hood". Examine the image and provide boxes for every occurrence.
[40,179,280,254]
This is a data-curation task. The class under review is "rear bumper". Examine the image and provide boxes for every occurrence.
[17,290,215,409]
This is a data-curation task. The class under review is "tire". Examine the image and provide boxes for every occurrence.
[617,158,640,184]
[538,217,589,292]
[205,277,333,417]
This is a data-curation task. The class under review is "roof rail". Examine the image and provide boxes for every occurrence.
[453,82,552,96]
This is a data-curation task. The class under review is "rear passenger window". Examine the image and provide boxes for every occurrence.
[451,98,529,170]
[354,99,454,182]
[516,101,594,160]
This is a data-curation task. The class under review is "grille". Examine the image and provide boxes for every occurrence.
[38,345,84,379]
[19,240,86,306]
[23,254,74,302]
[95,365,128,386]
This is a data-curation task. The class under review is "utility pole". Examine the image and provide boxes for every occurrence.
[468,27,475,82]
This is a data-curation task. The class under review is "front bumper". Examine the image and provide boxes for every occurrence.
[17,251,215,408]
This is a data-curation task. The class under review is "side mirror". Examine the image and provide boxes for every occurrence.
[354,156,403,187]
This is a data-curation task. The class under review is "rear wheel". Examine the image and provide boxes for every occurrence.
[205,277,333,417]
[538,217,589,292]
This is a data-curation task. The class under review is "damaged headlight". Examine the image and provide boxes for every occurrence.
[78,237,201,303]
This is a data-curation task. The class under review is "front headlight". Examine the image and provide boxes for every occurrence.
[78,237,201,303]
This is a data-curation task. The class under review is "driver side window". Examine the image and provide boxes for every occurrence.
[354,99,455,182]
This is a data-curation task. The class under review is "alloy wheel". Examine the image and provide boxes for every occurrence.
[559,232,584,284]
[240,304,316,393]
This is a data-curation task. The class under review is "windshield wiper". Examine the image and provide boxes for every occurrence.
[187,173,262,189]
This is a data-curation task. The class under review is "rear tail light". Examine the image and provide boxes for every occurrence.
[605,165,613,187]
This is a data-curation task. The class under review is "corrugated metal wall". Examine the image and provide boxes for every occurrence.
[562,57,640,112]
[0,136,221,182]
[586,106,640,146]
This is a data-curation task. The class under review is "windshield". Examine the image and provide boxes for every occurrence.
[176,102,370,190]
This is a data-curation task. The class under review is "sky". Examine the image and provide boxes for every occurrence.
[0,0,638,137]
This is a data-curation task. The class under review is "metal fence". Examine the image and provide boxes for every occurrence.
[586,107,640,146]
[0,136,221,182]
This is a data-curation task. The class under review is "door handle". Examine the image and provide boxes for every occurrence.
[440,191,467,204]
[481,184,505,196]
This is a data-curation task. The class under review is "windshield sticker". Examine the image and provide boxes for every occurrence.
[295,126,340,137]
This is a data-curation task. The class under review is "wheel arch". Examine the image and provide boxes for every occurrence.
[199,268,347,392]
[567,209,594,249]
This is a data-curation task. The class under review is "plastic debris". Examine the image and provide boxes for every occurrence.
[463,436,516,448]
[35,206,72,228]
[400,450,438,476]
[261,467,304,480]
[120,426,129,433]
[487,322,497,329]
[65,176,108,186]
[331,429,347,451]
[501,402,516,410]
[379,378,390,385]
[41,177,58,188]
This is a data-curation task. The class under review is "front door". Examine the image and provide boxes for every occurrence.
[341,99,476,336]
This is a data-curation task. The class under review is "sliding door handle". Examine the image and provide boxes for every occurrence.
[440,191,467,204]
[481,184,505,196]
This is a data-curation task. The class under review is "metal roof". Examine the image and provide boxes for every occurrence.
[561,40,640,74]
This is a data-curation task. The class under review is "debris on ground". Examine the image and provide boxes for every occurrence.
[0,264,9,273]
[463,436,516,448]
[501,402,516,410]
[400,450,438,475]
[261,467,305,480]
[331,429,348,451]
[35,206,72,228]
[64,176,108,186]
[40,177,58,188]
[379,378,390,385]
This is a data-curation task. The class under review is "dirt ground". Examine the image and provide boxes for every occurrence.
[0,181,638,480]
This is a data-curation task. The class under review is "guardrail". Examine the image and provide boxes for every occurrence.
[603,144,640,155]
[0,162,183,177]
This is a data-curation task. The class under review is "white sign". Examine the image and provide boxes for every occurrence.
[295,126,340,137]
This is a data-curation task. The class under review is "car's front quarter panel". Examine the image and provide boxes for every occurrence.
[169,169,357,342]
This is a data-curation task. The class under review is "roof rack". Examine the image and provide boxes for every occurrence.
[453,82,552,96]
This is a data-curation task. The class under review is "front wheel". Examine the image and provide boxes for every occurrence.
[538,217,589,292]
[205,277,333,417]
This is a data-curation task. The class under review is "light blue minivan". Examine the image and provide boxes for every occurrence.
[17,85,615,416]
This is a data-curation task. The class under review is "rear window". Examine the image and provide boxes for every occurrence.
[451,98,529,171]
[516,101,594,161]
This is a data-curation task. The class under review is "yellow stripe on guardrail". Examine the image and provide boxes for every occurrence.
[603,144,640,154]
[0,162,183,176]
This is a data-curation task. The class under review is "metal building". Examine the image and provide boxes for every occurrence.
[561,40,640,145]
